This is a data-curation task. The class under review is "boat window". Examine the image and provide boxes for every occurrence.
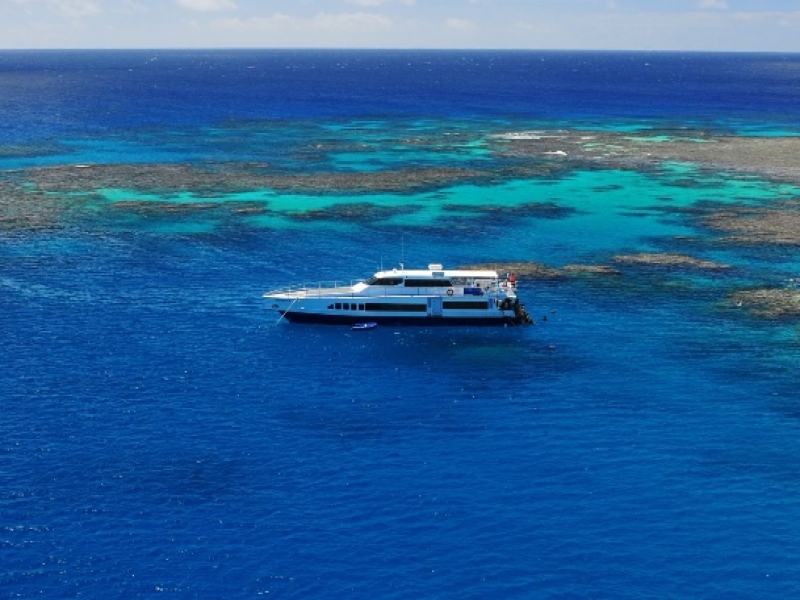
[351,304,357,311]
[364,303,426,312]
[335,303,342,310]
[328,304,334,310]
[404,279,452,287]
[365,276,403,286]
[444,301,491,310]
[359,304,364,310]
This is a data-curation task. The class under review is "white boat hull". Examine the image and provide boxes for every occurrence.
[264,265,532,326]
[267,294,526,326]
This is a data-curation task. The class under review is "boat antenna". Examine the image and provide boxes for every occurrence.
[400,233,404,270]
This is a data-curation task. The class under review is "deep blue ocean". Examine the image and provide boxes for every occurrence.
[4,50,800,598]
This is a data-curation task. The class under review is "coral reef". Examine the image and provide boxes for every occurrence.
[105,199,270,216]
[25,163,485,195]
[729,289,800,318]
[442,201,576,220]
[492,130,800,185]
[0,181,60,231]
[288,202,420,222]
[700,200,800,245]
[5,128,800,240]
[612,253,730,270]
[459,262,620,279]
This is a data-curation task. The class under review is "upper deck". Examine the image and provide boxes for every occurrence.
[264,264,518,300]
[367,265,499,284]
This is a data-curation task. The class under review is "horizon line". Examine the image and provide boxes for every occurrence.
[1,47,798,55]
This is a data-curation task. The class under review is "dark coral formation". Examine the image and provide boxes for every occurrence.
[459,262,620,279]
[0,181,61,231]
[25,163,486,195]
[108,200,220,214]
[464,254,730,278]
[729,289,800,318]
[561,265,622,276]
[700,200,800,246]
[442,201,576,220]
[105,199,270,217]
[491,130,800,185]
[2,162,488,231]
[612,252,730,270]
[287,202,420,223]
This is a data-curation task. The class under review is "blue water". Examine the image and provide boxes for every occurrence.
[4,50,800,598]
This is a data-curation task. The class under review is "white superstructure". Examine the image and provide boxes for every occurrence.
[264,264,532,326]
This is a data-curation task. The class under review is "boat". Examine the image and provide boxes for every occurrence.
[351,322,378,330]
[264,263,533,326]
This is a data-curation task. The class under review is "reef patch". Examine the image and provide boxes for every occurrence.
[612,253,730,270]
[700,200,800,246]
[729,289,800,318]
[442,201,576,220]
[460,261,620,279]
[287,202,420,223]
[24,163,487,195]
[104,199,270,217]
[0,181,61,231]
[492,129,800,185]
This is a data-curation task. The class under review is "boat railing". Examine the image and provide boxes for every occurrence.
[265,280,362,296]
[266,280,517,299]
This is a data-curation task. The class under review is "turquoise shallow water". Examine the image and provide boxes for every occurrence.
[78,159,800,278]
[4,50,800,598]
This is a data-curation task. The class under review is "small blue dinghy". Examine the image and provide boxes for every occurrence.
[351,322,378,331]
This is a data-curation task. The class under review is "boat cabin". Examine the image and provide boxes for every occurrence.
[362,264,501,292]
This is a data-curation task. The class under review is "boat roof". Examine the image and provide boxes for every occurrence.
[373,265,499,279]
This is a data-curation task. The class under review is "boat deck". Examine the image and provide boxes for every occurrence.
[265,282,516,300]
[265,283,357,298]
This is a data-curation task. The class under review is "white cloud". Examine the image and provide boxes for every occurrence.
[120,0,148,14]
[312,11,392,31]
[62,0,100,16]
[175,0,237,12]
[344,0,387,6]
[540,9,800,51]
[445,17,476,32]
[214,11,393,34]
[3,0,800,51]
[16,0,102,17]
[699,0,728,9]
[732,10,800,23]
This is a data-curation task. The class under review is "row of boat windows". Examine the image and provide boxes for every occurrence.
[327,301,490,311]
[329,303,367,311]
[328,302,425,312]
[365,277,454,287]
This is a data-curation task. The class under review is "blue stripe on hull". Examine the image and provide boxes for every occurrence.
[278,312,525,326]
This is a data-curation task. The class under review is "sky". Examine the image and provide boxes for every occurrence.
[1,0,799,52]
